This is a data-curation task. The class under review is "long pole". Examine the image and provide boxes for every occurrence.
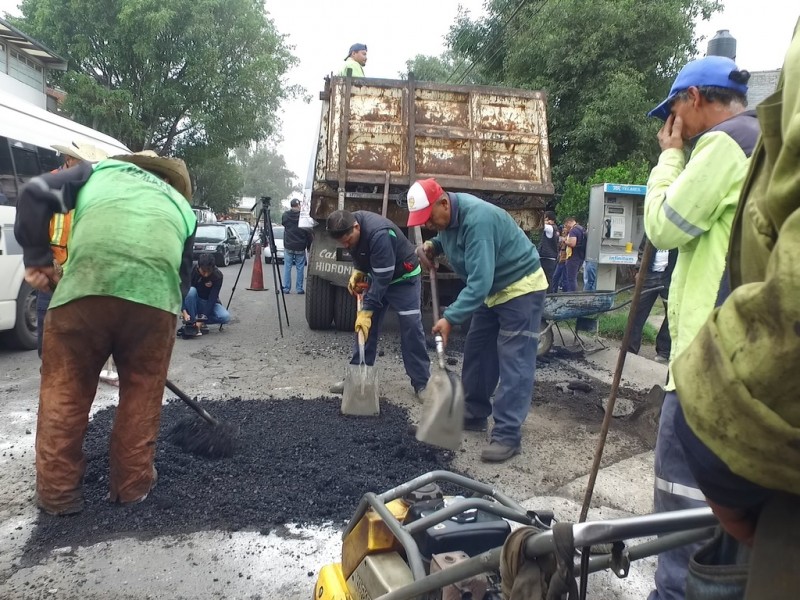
[579,241,654,522]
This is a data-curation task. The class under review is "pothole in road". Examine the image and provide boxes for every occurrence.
[21,397,454,564]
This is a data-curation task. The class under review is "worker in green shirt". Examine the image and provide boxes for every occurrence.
[339,43,367,77]
[15,151,197,516]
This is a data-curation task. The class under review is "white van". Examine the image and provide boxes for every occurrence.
[0,89,130,350]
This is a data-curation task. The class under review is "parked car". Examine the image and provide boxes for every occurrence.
[193,223,246,267]
[262,226,285,264]
[220,220,253,257]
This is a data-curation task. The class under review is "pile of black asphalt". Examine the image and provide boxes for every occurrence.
[22,396,454,562]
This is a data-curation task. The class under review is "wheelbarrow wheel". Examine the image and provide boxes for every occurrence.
[537,321,554,357]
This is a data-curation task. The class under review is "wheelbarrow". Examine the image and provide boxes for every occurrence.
[537,283,662,356]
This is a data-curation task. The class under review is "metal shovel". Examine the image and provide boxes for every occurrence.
[341,293,380,416]
[415,266,464,450]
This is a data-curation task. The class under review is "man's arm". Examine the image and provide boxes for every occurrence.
[644,133,748,249]
[14,163,93,267]
[673,197,800,500]
[204,270,223,308]
[179,225,197,298]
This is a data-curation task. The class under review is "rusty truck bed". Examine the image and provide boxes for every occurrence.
[312,75,554,229]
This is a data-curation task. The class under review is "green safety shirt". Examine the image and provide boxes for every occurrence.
[338,58,364,77]
[50,160,197,314]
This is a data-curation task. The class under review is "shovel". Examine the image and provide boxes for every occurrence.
[415,265,464,450]
[341,293,380,416]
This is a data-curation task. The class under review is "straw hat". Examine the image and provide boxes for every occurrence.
[51,141,109,163]
[111,150,192,201]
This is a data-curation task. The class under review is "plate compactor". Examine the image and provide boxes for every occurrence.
[315,471,718,600]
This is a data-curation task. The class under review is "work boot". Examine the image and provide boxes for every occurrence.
[480,441,521,463]
[37,497,84,516]
[329,381,345,395]
[654,354,669,364]
[414,385,427,403]
[463,416,488,432]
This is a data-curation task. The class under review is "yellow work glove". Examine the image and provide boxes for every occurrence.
[355,310,373,339]
[348,269,367,296]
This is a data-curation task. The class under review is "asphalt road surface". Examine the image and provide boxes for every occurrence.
[0,261,670,599]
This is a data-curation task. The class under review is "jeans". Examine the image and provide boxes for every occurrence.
[562,258,583,292]
[283,250,307,293]
[461,290,546,447]
[583,259,597,291]
[349,277,430,392]
[628,271,671,357]
[183,287,230,324]
[549,262,566,293]
[648,391,708,600]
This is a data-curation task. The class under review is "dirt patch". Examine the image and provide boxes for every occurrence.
[21,397,454,564]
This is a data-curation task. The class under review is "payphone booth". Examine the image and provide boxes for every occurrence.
[586,183,646,291]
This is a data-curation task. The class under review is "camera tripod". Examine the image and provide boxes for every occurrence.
[225,196,290,336]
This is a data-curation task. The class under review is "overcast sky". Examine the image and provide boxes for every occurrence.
[2,1,797,185]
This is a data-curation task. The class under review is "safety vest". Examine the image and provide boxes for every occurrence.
[49,211,73,265]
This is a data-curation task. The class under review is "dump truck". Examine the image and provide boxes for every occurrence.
[304,74,554,331]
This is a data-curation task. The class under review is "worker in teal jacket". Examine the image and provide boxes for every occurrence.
[673,20,800,598]
[643,56,760,600]
[408,178,547,463]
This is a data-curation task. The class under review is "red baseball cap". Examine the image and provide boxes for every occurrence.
[406,179,444,227]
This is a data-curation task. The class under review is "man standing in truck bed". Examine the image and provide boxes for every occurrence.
[327,209,429,398]
[409,178,547,463]
[339,43,367,77]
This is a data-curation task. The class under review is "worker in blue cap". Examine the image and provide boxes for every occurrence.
[339,43,367,77]
[643,55,760,600]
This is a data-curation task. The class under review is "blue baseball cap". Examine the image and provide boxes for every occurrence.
[648,56,748,121]
[346,43,367,60]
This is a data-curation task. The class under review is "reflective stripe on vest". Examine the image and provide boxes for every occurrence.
[49,211,73,265]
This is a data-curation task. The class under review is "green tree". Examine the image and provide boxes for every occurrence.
[234,144,298,222]
[401,52,468,83]
[439,0,722,186]
[13,0,297,155]
[184,147,244,214]
[556,159,652,224]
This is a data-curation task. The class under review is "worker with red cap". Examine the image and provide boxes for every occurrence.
[408,179,548,462]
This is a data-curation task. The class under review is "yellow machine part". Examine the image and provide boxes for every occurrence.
[341,498,410,579]
[314,563,352,600]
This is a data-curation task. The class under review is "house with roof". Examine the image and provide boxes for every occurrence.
[0,17,67,109]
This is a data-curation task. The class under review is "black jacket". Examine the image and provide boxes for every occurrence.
[190,265,223,306]
[350,211,419,313]
[282,210,312,252]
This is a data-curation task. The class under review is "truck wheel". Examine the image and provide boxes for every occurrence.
[537,321,554,357]
[333,286,357,332]
[1,282,38,350]
[305,275,334,330]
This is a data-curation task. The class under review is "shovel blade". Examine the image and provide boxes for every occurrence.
[341,363,380,416]
[416,369,464,450]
